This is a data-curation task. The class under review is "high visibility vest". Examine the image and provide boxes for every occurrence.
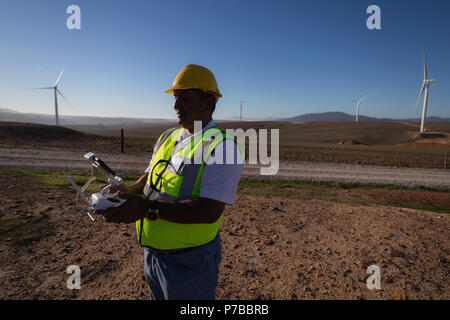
[136,125,244,250]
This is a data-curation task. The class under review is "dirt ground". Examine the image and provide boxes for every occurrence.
[0,174,448,300]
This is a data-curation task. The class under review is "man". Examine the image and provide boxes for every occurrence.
[95,64,244,300]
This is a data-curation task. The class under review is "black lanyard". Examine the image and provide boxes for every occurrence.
[149,159,176,193]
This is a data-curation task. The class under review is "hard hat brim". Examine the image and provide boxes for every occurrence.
[165,86,222,98]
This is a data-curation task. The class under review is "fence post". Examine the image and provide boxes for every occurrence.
[445,151,448,170]
[121,129,124,153]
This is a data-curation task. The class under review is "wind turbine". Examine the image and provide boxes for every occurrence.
[239,99,245,121]
[33,68,73,126]
[415,53,437,133]
[353,95,368,123]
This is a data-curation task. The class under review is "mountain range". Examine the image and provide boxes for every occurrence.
[1,108,449,125]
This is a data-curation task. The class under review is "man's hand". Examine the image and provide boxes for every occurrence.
[99,183,129,193]
[100,173,148,194]
[94,192,149,224]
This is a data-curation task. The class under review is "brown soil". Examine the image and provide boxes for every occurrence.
[396,142,450,149]
[277,144,449,169]
[0,174,448,300]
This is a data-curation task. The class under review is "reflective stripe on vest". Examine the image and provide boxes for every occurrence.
[137,126,243,250]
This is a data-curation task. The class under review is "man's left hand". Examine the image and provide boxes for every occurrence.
[94,192,149,224]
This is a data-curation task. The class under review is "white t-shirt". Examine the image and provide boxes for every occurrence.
[144,120,243,205]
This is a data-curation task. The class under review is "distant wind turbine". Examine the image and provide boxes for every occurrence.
[239,99,245,121]
[353,95,368,123]
[33,68,73,126]
[415,53,437,133]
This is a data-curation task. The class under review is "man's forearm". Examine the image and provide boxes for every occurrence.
[128,173,148,194]
[125,174,225,224]
[157,198,225,224]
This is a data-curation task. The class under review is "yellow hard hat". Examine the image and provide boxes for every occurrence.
[165,64,222,98]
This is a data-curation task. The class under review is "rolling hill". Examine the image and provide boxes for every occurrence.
[0,108,173,126]
[284,111,450,123]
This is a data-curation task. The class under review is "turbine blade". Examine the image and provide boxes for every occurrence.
[359,95,368,102]
[56,88,74,108]
[31,87,53,89]
[54,68,64,87]
[415,82,425,110]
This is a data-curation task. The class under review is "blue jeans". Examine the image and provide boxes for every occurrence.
[143,233,222,300]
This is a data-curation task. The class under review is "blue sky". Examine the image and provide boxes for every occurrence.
[0,0,449,120]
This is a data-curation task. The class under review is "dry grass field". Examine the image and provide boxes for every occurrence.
[1,121,449,169]
[0,122,156,154]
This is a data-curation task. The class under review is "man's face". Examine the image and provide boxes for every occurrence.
[173,90,209,128]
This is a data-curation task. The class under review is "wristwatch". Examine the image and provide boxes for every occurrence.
[145,200,159,220]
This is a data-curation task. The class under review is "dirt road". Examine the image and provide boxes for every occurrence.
[244,162,450,189]
[1,147,449,189]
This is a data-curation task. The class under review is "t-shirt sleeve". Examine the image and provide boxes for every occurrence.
[199,139,244,205]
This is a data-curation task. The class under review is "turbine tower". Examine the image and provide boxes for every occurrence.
[34,68,72,126]
[353,95,368,123]
[239,99,245,121]
[415,53,437,133]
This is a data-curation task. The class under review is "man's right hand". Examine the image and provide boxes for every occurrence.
[100,183,129,193]
[99,173,148,195]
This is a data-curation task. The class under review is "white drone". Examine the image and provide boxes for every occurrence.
[64,152,126,221]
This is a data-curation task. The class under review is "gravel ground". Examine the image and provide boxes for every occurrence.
[0,148,150,174]
[1,147,450,189]
[244,162,450,189]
